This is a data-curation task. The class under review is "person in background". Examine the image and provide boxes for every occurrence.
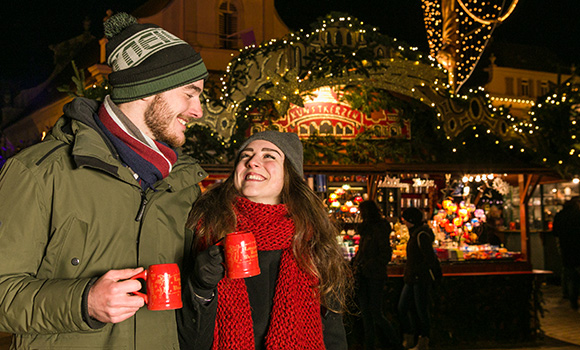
[398,208,440,350]
[487,204,505,228]
[477,220,502,247]
[0,13,208,349]
[353,200,399,349]
[178,130,352,350]
[552,196,580,310]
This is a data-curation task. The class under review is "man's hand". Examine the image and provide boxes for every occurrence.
[88,268,146,323]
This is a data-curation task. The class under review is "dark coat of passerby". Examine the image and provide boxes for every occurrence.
[398,207,441,350]
[353,200,400,350]
[552,196,580,310]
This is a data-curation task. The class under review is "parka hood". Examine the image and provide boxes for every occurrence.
[49,97,119,163]
[50,97,107,145]
[49,96,204,188]
[63,97,100,126]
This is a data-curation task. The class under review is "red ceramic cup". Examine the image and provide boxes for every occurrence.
[130,263,183,311]
[220,231,261,279]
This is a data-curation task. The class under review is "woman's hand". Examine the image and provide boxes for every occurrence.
[191,245,225,297]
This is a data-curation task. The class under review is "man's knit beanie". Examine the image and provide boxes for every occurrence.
[104,12,208,104]
[238,131,304,176]
[402,207,425,226]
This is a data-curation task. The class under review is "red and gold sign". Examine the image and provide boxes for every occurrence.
[256,86,411,139]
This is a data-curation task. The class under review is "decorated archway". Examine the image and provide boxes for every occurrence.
[187,12,532,168]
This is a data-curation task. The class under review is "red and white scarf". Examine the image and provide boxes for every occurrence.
[97,98,177,189]
[213,197,325,349]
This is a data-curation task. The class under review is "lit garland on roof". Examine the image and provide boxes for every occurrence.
[182,12,580,178]
[421,0,519,92]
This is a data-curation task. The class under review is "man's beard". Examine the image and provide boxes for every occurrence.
[144,95,185,148]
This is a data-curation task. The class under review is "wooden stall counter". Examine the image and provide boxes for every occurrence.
[387,259,533,277]
[375,260,549,348]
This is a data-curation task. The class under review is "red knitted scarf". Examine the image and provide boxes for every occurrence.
[213,197,325,350]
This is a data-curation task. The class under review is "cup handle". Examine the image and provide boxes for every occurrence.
[129,269,148,304]
[215,237,225,246]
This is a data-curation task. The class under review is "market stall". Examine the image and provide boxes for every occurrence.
[300,164,563,346]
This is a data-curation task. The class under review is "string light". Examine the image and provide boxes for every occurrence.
[421,0,519,92]
[179,11,580,180]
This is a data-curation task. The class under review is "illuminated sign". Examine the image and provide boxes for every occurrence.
[251,86,410,139]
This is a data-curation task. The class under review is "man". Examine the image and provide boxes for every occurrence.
[553,196,580,310]
[0,13,209,348]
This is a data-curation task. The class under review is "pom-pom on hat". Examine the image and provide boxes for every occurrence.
[237,131,304,176]
[104,12,208,103]
[402,207,424,226]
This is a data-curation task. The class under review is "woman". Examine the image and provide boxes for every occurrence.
[397,207,440,350]
[178,130,352,350]
[353,200,399,349]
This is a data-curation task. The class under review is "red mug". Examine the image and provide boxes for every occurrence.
[130,263,182,311]
[219,231,261,279]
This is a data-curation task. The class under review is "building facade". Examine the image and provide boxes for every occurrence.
[483,50,573,119]
[136,0,289,72]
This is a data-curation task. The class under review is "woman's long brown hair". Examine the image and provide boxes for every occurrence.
[186,158,352,313]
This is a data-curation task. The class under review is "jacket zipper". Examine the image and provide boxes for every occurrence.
[135,191,148,222]
[135,190,149,262]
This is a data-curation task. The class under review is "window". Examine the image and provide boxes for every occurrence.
[219,1,238,49]
[309,123,317,135]
[538,81,549,97]
[335,32,342,46]
[520,79,530,97]
[294,47,303,68]
[505,77,514,96]
[320,121,333,134]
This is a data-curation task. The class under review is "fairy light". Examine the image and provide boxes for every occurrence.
[422,0,519,92]
[490,96,535,106]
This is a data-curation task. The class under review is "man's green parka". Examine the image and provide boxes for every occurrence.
[0,98,207,349]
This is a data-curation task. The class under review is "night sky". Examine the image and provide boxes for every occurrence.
[1,0,578,92]
[0,0,147,90]
[275,0,580,66]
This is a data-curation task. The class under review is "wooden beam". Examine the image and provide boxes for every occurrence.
[517,174,543,262]
[518,174,533,261]
[522,175,542,204]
